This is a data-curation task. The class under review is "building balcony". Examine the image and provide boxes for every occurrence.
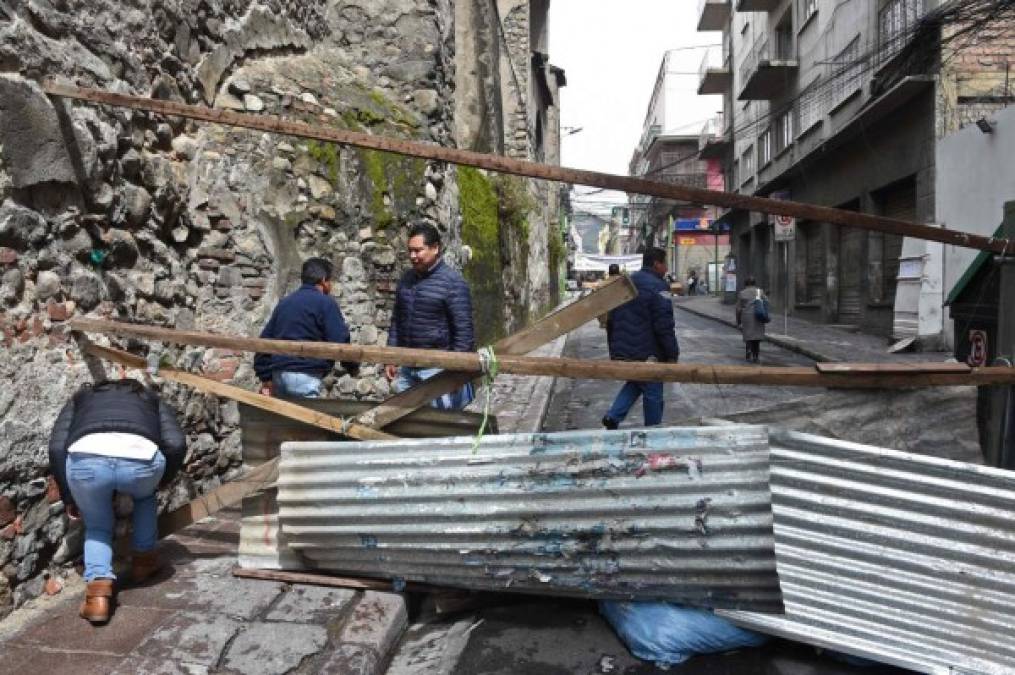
[735,0,780,11]
[698,47,732,96]
[697,0,731,31]
[699,114,731,159]
[738,39,797,100]
[657,172,709,190]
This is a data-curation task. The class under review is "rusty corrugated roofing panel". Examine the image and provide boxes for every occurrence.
[276,426,784,612]
[720,429,1015,674]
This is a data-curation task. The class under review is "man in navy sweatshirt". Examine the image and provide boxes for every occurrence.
[254,257,357,398]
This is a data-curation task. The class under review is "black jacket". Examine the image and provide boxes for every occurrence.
[253,284,355,382]
[607,267,680,363]
[387,260,475,352]
[48,380,187,507]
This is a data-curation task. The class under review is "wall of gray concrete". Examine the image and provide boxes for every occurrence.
[936,103,1015,348]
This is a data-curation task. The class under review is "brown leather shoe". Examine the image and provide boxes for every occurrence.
[79,579,114,624]
[131,549,161,583]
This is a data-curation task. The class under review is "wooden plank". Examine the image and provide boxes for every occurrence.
[355,275,636,429]
[231,566,441,593]
[815,362,973,374]
[240,400,493,462]
[43,82,1012,256]
[82,343,397,441]
[159,458,278,536]
[72,319,1015,388]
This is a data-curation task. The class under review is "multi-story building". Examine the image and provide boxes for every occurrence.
[695,0,1015,343]
[629,52,728,279]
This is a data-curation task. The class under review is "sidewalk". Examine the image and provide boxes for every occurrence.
[675,295,953,363]
[0,507,407,675]
[465,333,566,434]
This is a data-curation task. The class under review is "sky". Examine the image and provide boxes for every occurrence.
[549,1,722,209]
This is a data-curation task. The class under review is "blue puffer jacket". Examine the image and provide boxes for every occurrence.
[388,259,475,352]
[607,268,680,362]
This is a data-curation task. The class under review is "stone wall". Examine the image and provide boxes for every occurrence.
[0,0,458,619]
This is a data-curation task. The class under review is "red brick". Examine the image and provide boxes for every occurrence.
[203,357,239,382]
[47,300,70,322]
[0,247,17,265]
[0,496,15,527]
[44,576,63,596]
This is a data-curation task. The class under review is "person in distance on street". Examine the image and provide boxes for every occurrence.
[736,276,767,363]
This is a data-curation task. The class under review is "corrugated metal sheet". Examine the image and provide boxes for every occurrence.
[276,426,784,612]
[237,402,494,570]
[720,429,1015,674]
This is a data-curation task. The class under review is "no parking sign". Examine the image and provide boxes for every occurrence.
[969,329,988,367]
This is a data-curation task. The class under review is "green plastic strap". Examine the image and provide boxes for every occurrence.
[471,345,500,453]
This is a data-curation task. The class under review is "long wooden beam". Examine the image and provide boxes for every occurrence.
[72,318,1015,388]
[84,343,397,441]
[355,276,636,429]
[43,82,1012,255]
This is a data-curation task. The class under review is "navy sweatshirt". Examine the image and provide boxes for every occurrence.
[254,284,354,382]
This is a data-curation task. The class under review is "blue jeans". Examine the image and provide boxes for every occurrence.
[273,371,322,398]
[67,452,166,581]
[394,367,475,410]
[606,381,664,427]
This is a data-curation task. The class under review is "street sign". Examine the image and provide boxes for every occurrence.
[969,329,988,367]
[773,214,796,242]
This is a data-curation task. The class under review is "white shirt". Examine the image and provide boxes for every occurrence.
[68,433,158,461]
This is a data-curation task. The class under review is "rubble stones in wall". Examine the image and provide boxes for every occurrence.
[0,0,460,621]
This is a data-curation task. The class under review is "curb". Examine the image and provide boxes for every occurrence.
[530,333,567,432]
[674,301,837,363]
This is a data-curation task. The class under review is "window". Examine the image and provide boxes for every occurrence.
[775,109,793,153]
[796,80,822,134]
[774,15,794,61]
[798,0,817,25]
[758,128,772,166]
[879,0,924,65]
[740,146,754,184]
[830,37,864,108]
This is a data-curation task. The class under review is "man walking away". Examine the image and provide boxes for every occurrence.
[254,257,357,398]
[602,247,680,429]
[385,222,476,409]
[598,263,622,330]
[736,276,766,363]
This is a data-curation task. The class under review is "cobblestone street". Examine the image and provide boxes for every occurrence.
[543,306,816,433]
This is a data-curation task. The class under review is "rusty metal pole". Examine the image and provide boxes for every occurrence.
[42,82,1014,256]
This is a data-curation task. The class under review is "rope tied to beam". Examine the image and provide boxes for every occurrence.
[471,345,500,453]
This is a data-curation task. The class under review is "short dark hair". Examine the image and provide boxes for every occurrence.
[408,222,441,248]
[642,247,666,267]
[608,264,620,276]
[301,257,334,285]
[745,276,757,286]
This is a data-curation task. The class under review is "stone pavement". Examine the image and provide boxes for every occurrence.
[676,295,953,363]
[0,506,407,675]
[465,333,567,435]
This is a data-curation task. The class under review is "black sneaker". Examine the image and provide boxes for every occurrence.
[602,416,619,430]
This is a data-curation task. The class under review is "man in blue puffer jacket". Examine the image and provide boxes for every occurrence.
[602,247,679,428]
[385,222,476,409]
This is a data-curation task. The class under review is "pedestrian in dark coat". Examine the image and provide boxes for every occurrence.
[254,257,357,398]
[48,378,187,624]
[736,276,767,363]
[385,222,476,409]
[602,247,680,428]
